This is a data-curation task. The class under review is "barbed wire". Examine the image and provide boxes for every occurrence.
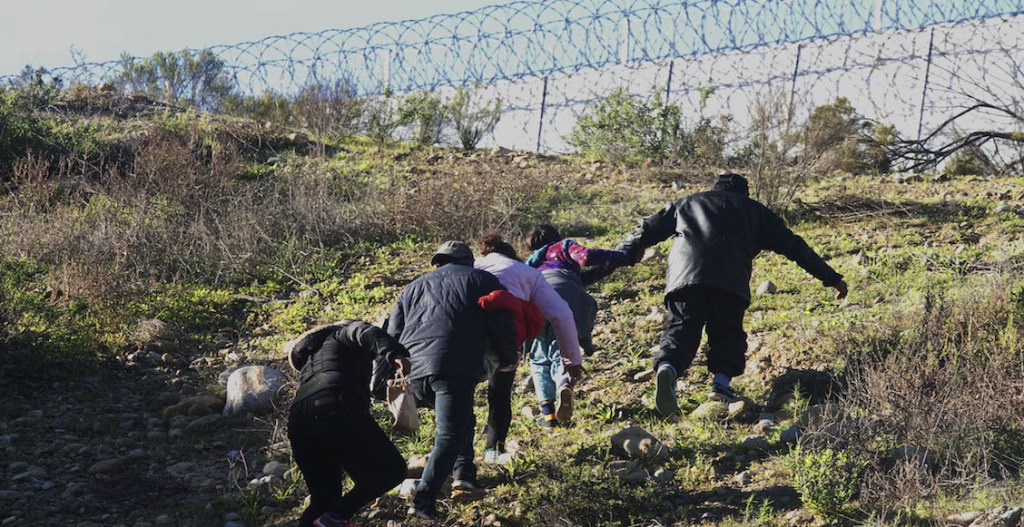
[2,0,1022,154]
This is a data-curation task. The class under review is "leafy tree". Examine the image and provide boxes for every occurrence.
[114,50,236,110]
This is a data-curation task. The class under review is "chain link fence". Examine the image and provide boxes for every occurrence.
[3,0,1023,153]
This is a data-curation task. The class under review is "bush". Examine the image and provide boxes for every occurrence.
[568,87,679,163]
[398,90,448,146]
[789,448,865,520]
[292,78,364,154]
[804,286,1024,513]
[362,91,402,151]
[448,86,501,150]
[223,91,294,126]
[113,49,237,110]
[802,97,889,175]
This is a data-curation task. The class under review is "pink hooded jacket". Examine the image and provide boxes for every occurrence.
[475,252,583,366]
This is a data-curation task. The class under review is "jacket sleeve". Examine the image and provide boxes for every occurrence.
[617,202,679,264]
[336,320,410,363]
[478,274,519,367]
[568,241,630,268]
[386,290,407,342]
[530,273,582,365]
[759,205,843,286]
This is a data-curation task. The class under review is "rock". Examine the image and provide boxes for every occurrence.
[632,370,654,382]
[521,405,537,419]
[8,461,28,472]
[892,173,922,184]
[163,394,225,420]
[609,426,669,460]
[166,461,193,478]
[154,514,173,526]
[262,461,288,478]
[644,306,666,325]
[652,468,675,484]
[756,280,777,295]
[727,399,758,423]
[752,416,776,434]
[223,366,286,416]
[287,132,309,145]
[966,507,1024,527]
[734,470,753,486]
[946,511,984,526]
[779,424,801,444]
[741,435,772,453]
[27,410,43,418]
[185,414,225,432]
[88,458,125,475]
[798,405,824,429]
[11,466,46,481]
[218,367,242,386]
[407,455,429,479]
[995,204,1012,213]
[607,460,647,483]
[398,478,420,499]
[691,401,728,420]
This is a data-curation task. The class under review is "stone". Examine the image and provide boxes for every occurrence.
[262,461,288,478]
[154,515,173,526]
[398,478,420,499]
[166,461,193,478]
[88,458,125,475]
[752,417,776,434]
[741,435,772,453]
[632,370,654,382]
[607,460,647,483]
[27,410,43,418]
[995,204,1012,213]
[521,405,537,419]
[223,366,286,416]
[185,414,225,432]
[727,399,758,423]
[609,426,669,460]
[287,132,309,145]
[734,470,753,486]
[946,511,984,526]
[407,455,429,479]
[779,424,801,444]
[756,280,777,295]
[163,394,225,420]
[966,507,1024,527]
[691,401,728,420]
[11,466,46,481]
[644,306,666,324]
[652,468,675,484]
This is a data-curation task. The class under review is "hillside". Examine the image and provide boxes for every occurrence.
[2,89,1024,527]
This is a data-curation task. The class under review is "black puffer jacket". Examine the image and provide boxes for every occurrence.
[618,189,843,303]
[387,263,517,381]
[291,320,409,411]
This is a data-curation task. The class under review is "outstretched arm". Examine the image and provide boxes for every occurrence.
[337,320,410,363]
[616,202,679,265]
[760,206,846,296]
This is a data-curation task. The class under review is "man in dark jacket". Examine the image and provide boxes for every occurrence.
[287,320,411,527]
[388,241,518,521]
[617,173,848,417]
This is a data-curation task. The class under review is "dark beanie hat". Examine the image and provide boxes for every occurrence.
[711,173,749,196]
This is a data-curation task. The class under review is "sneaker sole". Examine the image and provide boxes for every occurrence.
[655,368,679,417]
[555,385,573,422]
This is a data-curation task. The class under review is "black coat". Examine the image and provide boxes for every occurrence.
[291,320,409,411]
[387,263,517,381]
[618,190,843,303]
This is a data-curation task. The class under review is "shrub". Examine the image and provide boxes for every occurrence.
[804,285,1024,513]
[568,87,679,163]
[223,91,294,126]
[362,90,402,151]
[113,49,237,110]
[292,78,364,154]
[448,86,501,150]
[398,90,448,146]
[802,97,889,175]
[789,447,866,520]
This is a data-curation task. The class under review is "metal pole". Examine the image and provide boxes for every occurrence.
[788,44,803,117]
[383,49,392,92]
[874,0,884,31]
[917,28,936,141]
[664,60,674,102]
[620,17,631,65]
[536,76,549,153]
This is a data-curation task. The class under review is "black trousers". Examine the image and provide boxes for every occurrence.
[485,369,515,451]
[287,396,407,526]
[411,375,478,510]
[653,286,748,378]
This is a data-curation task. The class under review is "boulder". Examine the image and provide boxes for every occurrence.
[610,426,669,460]
[691,401,728,420]
[163,394,225,420]
[407,455,429,479]
[756,280,777,295]
[607,460,648,483]
[223,366,285,416]
[727,399,758,423]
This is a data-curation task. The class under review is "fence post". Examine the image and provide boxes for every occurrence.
[620,17,631,65]
[664,60,674,102]
[788,44,803,119]
[536,75,549,153]
[874,0,885,31]
[917,28,936,141]
[383,49,393,92]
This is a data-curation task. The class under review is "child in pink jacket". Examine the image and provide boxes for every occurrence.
[475,232,582,456]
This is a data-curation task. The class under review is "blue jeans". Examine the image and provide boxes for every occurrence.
[529,328,566,402]
[411,375,478,510]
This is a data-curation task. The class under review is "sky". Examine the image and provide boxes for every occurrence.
[0,0,509,75]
